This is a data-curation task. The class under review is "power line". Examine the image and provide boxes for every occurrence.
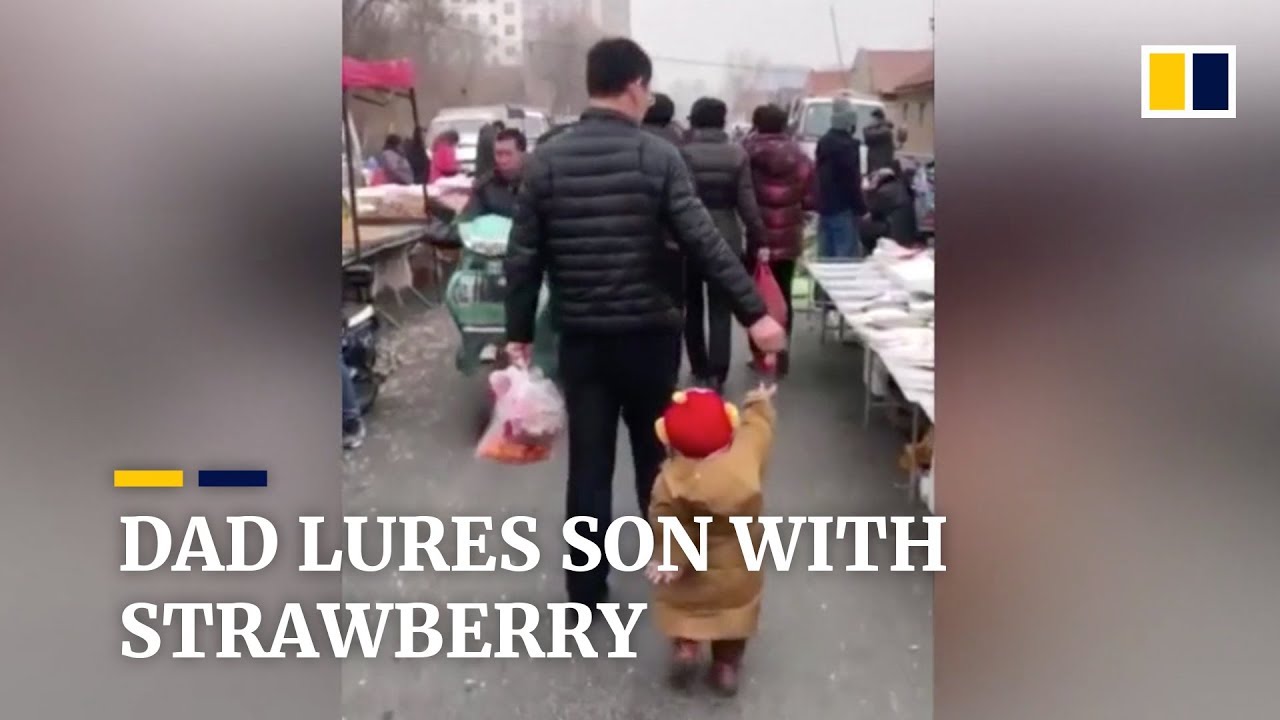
[420,18,814,73]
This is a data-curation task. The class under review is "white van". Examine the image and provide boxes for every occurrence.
[787,92,888,173]
[426,105,550,175]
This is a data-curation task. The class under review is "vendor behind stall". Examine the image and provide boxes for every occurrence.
[374,133,414,185]
[406,126,430,184]
[459,128,526,221]
[859,162,918,252]
[429,129,462,183]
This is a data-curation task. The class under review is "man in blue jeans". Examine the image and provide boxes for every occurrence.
[813,98,867,326]
[815,98,866,259]
[341,356,365,450]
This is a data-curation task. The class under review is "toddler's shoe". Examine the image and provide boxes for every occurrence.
[668,639,700,689]
[707,660,740,697]
[707,639,745,697]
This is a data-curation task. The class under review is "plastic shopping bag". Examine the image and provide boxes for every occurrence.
[475,365,566,464]
[750,252,790,372]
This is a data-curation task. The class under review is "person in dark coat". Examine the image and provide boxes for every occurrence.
[642,92,684,147]
[862,108,897,174]
[859,162,919,252]
[536,121,574,146]
[503,37,785,611]
[678,97,766,392]
[640,91,687,292]
[814,98,866,258]
[742,103,815,377]
[405,126,430,184]
[459,128,526,221]
[474,120,505,179]
[376,133,414,185]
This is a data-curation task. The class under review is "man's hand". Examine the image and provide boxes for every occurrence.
[748,316,786,353]
[644,561,684,585]
[504,342,532,368]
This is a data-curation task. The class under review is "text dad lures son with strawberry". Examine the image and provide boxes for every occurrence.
[119,391,944,660]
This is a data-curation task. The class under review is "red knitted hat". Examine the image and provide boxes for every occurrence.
[654,388,740,458]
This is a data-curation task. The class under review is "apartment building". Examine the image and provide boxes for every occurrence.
[524,0,630,37]
[593,0,631,35]
[442,0,526,66]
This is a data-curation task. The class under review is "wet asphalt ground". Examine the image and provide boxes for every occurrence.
[341,304,932,720]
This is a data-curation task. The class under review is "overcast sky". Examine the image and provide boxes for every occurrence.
[632,0,933,108]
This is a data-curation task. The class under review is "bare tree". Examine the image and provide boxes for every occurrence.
[343,0,499,145]
[344,0,485,67]
[720,51,772,119]
[525,9,605,115]
[666,78,711,119]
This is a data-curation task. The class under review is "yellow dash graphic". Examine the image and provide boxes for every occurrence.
[114,469,184,488]
[1148,53,1186,111]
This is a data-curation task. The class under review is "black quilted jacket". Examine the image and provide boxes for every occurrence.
[680,128,765,255]
[504,108,766,341]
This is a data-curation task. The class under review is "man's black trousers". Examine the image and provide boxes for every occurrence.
[557,330,681,605]
[684,262,734,385]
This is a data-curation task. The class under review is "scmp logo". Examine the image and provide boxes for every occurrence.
[1141,45,1236,119]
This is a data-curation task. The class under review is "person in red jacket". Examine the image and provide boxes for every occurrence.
[741,103,815,377]
[428,129,461,183]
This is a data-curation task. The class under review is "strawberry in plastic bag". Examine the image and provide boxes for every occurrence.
[750,249,789,374]
[476,366,566,464]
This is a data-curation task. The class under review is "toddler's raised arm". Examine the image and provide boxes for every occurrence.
[734,388,777,473]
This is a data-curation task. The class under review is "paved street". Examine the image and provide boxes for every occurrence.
[341,305,932,720]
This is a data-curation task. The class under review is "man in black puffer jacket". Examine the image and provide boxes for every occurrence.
[862,108,897,174]
[679,96,765,392]
[504,37,785,609]
[815,98,867,258]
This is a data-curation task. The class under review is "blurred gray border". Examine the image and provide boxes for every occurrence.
[937,1,1280,719]
[2,1,1279,719]
[0,1,341,717]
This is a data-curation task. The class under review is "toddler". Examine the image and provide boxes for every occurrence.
[644,383,776,696]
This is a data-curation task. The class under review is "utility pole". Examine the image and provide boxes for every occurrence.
[829,4,845,67]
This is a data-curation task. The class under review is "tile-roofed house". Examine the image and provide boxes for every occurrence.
[804,68,854,96]
[892,59,934,94]
[850,49,935,156]
[850,49,933,95]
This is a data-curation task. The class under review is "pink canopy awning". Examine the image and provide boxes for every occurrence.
[341,57,416,90]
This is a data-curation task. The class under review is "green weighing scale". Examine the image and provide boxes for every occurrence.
[444,214,558,379]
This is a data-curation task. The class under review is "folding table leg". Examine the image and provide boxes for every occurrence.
[376,307,402,330]
[863,389,873,428]
[818,298,828,345]
[405,284,435,308]
[907,405,921,504]
[862,346,874,428]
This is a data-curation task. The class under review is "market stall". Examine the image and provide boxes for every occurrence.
[341,57,472,317]
[806,241,935,511]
